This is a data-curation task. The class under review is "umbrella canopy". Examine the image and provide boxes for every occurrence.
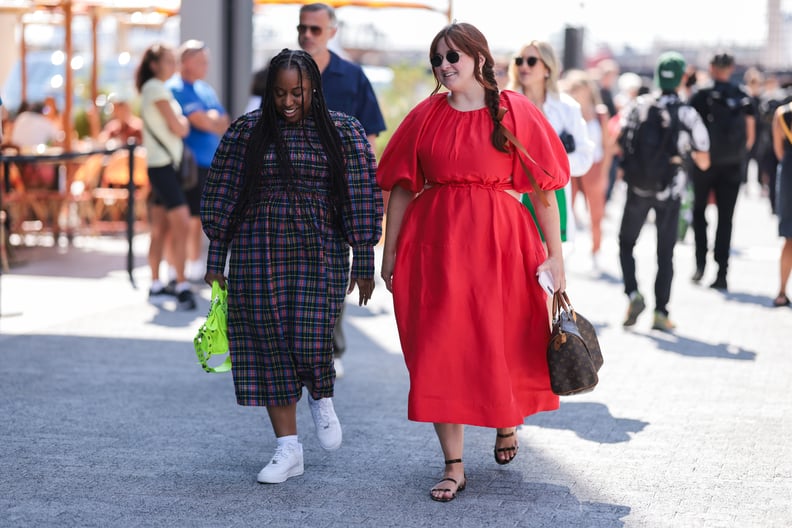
[1,0,179,148]
[254,0,452,21]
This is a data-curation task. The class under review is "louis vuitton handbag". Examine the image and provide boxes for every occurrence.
[547,291,603,395]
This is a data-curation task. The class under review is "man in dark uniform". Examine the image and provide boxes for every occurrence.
[689,52,755,291]
[298,3,386,378]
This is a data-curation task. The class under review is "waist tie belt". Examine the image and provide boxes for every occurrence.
[425,181,521,201]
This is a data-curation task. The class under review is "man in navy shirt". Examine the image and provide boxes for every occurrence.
[168,40,230,282]
[298,3,386,378]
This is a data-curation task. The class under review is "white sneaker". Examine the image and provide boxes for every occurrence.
[308,396,342,450]
[333,357,345,379]
[256,442,304,484]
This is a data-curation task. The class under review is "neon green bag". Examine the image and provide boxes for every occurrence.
[194,281,231,373]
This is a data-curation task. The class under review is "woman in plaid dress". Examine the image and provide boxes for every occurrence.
[201,49,383,484]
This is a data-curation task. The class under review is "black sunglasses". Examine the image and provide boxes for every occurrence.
[514,56,540,67]
[430,50,460,68]
[297,24,325,36]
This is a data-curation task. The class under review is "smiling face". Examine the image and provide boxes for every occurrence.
[273,67,312,124]
[432,38,477,93]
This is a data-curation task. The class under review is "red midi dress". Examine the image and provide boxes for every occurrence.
[377,91,570,427]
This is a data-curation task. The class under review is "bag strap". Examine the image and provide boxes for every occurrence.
[778,104,792,145]
[497,107,550,208]
[143,119,178,166]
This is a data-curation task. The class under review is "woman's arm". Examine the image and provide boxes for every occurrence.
[380,185,414,293]
[528,190,566,293]
[154,99,189,138]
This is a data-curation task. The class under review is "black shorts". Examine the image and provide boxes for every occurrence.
[148,164,187,210]
[184,166,209,217]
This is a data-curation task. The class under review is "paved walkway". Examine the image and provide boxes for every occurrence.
[1,181,790,527]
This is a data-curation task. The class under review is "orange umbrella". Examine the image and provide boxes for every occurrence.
[254,0,453,22]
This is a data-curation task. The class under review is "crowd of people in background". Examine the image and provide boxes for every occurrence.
[0,22,788,333]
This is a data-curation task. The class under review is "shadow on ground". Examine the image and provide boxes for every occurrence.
[523,402,648,443]
[4,236,145,280]
[634,330,757,361]
[0,326,631,528]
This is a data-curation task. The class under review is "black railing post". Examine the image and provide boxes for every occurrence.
[126,140,136,288]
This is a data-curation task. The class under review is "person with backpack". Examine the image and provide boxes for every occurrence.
[618,52,710,331]
[689,52,756,291]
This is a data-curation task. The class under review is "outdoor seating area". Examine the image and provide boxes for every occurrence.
[1,142,148,237]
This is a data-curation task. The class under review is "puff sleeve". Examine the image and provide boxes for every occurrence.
[334,113,384,280]
[376,96,438,193]
[200,112,256,275]
[501,90,571,193]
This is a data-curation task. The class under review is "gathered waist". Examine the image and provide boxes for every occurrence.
[424,181,521,201]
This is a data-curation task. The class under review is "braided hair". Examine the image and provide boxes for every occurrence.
[240,49,348,223]
[429,23,507,153]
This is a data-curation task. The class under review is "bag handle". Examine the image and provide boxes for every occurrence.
[497,107,550,208]
[551,290,577,323]
[143,119,179,167]
[778,104,792,145]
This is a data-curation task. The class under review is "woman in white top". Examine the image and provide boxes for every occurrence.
[135,43,195,310]
[508,40,593,246]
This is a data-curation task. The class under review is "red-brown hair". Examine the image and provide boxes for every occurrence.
[429,22,507,152]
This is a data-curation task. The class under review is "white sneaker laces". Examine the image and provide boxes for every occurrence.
[270,443,295,464]
[311,398,334,429]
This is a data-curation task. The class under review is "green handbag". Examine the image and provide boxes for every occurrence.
[194,281,231,373]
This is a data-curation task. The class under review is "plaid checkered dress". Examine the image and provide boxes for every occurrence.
[201,110,383,406]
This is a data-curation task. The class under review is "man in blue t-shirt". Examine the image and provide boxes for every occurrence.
[168,40,230,282]
[298,3,386,378]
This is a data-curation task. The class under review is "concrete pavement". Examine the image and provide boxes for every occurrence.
[1,180,790,527]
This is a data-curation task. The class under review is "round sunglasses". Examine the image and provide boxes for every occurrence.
[430,50,460,68]
[514,56,540,67]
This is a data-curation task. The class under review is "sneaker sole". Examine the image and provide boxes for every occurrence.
[318,436,342,451]
[652,324,675,332]
[257,464,304,484]
[623,300,646,327]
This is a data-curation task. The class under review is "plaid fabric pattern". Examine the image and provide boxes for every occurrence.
[201,110,383,406]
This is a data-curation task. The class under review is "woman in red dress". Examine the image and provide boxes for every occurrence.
[377,23,570,502]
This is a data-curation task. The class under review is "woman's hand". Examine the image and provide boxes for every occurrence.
[536,256,566,293]
[380,252,395,293]
[349,277,375,306]
[205,271,226,289]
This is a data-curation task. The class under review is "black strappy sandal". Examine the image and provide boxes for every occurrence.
[494,431,519,465]
[429,458,467,503]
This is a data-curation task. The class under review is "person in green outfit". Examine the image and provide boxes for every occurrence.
[507,40,593,249]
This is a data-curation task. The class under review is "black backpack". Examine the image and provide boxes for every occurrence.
[702,88,747,165]
[618,96,682,192]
